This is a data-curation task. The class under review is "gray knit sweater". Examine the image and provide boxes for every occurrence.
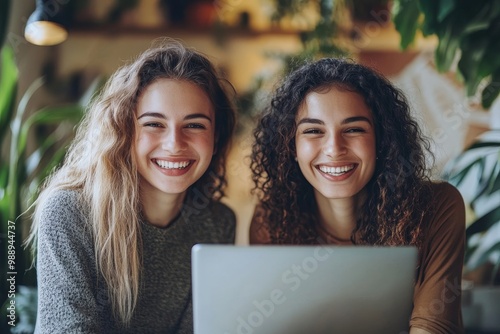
[35,189,236,334]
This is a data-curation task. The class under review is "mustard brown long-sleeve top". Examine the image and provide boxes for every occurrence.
[250,181,466,334]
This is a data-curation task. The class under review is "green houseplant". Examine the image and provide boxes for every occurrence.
[442,132,500,282]
[392,0,500,108]
[391,0,500,282]
[1,7,100,329]
[441,128,499,333]
[0,49,101,332]
[391,0,500,330]
[0,46,89,332]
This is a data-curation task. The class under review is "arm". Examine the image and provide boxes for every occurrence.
[35,190,103,334]
[410,182,466,334]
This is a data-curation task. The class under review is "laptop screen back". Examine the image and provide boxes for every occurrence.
[192,244,417,334]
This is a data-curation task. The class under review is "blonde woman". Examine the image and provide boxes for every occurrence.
[29,41,236,333]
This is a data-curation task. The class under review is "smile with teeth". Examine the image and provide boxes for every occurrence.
[318,164,355,176]
[154,159,191,170]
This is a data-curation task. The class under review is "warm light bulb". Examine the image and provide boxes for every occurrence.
[25,21,68,46]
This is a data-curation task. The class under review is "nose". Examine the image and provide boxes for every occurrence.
[322,132,347,157]
[162,128,187,153]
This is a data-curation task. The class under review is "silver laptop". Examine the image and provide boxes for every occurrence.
[192,244,417,334]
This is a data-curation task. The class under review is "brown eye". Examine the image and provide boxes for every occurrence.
[303,128,323,134]
[145,122,163,128]
[186,123,206,129]
[345,128,365,133]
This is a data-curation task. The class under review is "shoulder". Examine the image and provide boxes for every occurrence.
[37,189,90,238]
[424,181,465,237]
[429,181,464,202]
[427,181,465,216]
[39,189,84,218]
[43,189,80,208]
[412,182,465,331]
[209,200,236,222]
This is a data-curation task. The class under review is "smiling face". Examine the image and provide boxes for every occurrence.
[295,86,377,202]
[134,79,215,201]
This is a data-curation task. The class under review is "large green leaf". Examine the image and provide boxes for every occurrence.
[418,0,440,36]
[466,241,500,272]
[481,69,500,109]
[431,0,492,73]
[466,140,500,151]
[464,243,478,265]
[470,158,486,207]
[487,156,500,195]
[461,0,500,35]
[436,0,456,22]
[0,163,7,221]
[25,127,67,176]
[18,105,84,156]
[434,16,462,72]
[466,207,500,238]
[446,156,483,187]
[476,22,500,79]
[444,131,500,275]
[457,31,489,96]
[0,163,7,188]
[26,139,72,204]
[392,0,421,49]
[0,46,18,145]
[5,78,45,219]
[471,158,500,204]
[0,0,10,48]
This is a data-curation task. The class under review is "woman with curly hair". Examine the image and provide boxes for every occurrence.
[250,58,465,333]
[29,40,236,333]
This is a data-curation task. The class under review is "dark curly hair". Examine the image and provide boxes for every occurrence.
[251,58,434,246]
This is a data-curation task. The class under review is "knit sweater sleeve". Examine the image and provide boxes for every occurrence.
[35,190,103,334]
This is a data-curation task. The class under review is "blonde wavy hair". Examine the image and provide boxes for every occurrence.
[28,40,236,325]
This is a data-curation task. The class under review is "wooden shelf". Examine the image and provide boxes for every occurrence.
[70,23,301,38]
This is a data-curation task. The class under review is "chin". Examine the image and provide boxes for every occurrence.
[318,189,360,200]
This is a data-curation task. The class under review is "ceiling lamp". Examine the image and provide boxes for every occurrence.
[25,0,69,46]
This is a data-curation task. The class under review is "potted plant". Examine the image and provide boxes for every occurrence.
[1,6,101,329]
[442,129,500,331]
[392,0,500,331]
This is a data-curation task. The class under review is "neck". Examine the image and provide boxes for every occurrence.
[314,191,366,240]
[140,189,187,228]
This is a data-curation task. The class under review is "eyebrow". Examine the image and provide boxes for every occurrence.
[296,116,372,126]
[137,112,212,123]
